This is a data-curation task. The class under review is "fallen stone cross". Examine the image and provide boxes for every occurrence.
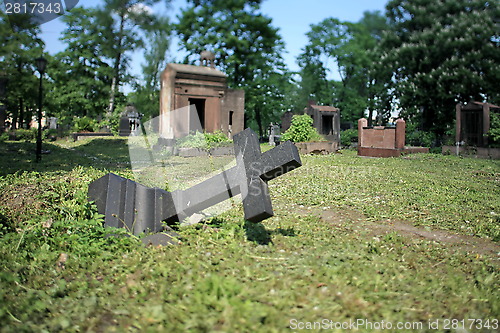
[88,128,302,245]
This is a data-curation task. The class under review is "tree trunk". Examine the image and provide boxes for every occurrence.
[25,105,32,129]
[255,105,263,138]
[107,13,125,118]
[18,98,24,129]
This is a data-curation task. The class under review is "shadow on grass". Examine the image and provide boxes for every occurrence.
[0,139,131,176]
[244,221,273,245]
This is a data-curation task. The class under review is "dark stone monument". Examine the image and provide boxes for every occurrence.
[455,101,499,147]
[305,101,341,143]
[119,104,141,137]
[88,128,302,245]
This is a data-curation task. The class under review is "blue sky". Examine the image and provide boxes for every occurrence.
[39,0,389,88]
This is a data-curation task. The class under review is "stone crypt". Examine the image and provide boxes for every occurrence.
[159,52,245,142]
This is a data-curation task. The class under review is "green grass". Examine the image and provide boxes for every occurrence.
[0,138,499,332]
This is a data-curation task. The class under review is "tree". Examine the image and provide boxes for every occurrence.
[298,12,391,125]
[129,15,172,121]
[47,7,113,123]
[296,45,333,110]
[382,0,500,135]
[0,13,44,129]
[176,0,290,135]
[98,0,169,117]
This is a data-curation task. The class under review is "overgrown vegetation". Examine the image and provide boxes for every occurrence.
[176,131,232,149]
[340,128,358,147]
[281,115,324,143]
[488,111,500,148]
[0,138,498,331]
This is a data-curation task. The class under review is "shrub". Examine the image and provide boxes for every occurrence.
[73,116,97,132]
[177,131,231,149]
[42,129,59,141]
[340,129,358,147]
[0,132,8,143]
[406,122,435,147]
[13,128,36,141]
[281,115,324,143]
[488,111,500,148]
[204,130,231,147]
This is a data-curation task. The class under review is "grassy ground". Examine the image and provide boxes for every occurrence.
[0,137,499,332]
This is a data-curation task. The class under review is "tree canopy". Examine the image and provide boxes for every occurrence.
[1,0,499,144]
[382,0,500,134]
[177,0,291,135]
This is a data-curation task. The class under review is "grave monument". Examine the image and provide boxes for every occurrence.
[305,101,341,143]
[441,101,500,158]
[454,101,499,147]
[88,128,302,245]
[159,51,245,143]
[357,118,429,157]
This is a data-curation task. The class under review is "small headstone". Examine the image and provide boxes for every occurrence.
[47,117,57,130]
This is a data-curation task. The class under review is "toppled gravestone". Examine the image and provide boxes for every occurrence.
[88,128,302,246]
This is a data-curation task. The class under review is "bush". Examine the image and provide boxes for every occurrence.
[0,132,8,143]
[177,131,231,149]
[406,122,435,147]
[281,115,324,143]
[204,130,231,147]
[13,128,36,141]
[73,116,98,132]
[340,129,358,147]
[42,129,59,141]
[488,111,500,148]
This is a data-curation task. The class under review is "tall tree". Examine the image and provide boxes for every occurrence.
[296,45,333,110]
[48,7,113,122]
[129,15,172,121]
[298,12,390,125]
[176,0,290,135]
[382,0,500,134]
[0,13,44,129]
[99,0,168,117]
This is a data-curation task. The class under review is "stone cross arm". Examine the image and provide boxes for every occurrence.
[174,131,301,222]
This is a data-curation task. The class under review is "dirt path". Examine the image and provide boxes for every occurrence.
[299,206,499,263]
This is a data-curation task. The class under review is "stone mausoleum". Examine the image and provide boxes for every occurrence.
[305,102,341,143]
[455,101,499,147]
[159,52,245,141]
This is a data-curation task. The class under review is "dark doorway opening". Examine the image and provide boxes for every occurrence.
[189,98,206,130]
[229,111,234,126]
[321,115,333,135]
[461,110,482,146]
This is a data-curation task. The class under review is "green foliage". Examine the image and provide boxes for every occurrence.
[204,130,231,147]
[0,132,8,143]
[340,128,358,146]
[13,128,37,141]
[176,0,289,135]
[383,0,500,134]
[42,129,59,141]
[298,12,392,124]
[177,131,231,149]
[73,116,98,133]
[406,122,436,147]
[488,111,500,147]
[0,12,44,130]
[281,115,324,142]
